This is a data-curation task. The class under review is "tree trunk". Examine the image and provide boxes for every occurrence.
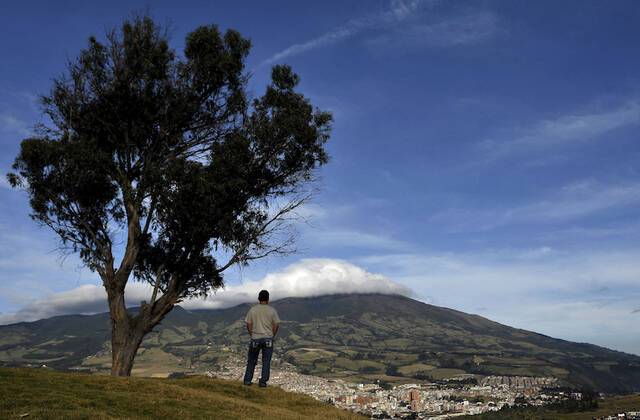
[106,286,175,376]
[106,287,145,377]
[110,321,145,376]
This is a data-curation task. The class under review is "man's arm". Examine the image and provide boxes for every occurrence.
[272,309,281,337]
[245,309,253,338]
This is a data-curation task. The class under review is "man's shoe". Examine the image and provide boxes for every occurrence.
[243,381,252,386]
[258,382,267,388]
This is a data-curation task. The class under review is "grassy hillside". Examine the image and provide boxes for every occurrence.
[0,368,364,420]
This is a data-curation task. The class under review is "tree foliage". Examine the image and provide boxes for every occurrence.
[7,15,331,375]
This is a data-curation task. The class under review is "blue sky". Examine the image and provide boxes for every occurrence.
[1,0,640,355]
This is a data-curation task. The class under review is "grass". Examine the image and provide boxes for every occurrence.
[397,363,437,376]
[459,394,640,419]
[82,347,186,377]
[0,368,365,420]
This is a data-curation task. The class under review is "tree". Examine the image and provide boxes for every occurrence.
[7,16,331,376]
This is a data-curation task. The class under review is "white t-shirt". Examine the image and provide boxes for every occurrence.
[245,304,281,339]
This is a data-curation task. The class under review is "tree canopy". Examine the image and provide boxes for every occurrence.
[8,15,332,375]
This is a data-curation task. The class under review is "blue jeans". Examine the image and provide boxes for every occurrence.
[243,337,274,384]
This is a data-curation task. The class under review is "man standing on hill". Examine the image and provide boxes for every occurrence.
[243,290,281,387]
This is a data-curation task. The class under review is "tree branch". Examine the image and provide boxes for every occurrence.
[215,194,309,274]
[150,265,164,305]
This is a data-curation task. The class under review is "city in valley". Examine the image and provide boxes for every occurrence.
[203,350,579,419]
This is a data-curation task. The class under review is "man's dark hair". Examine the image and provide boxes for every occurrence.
[258,290,269,302]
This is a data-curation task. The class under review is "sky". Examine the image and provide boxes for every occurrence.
[1,0,640,355]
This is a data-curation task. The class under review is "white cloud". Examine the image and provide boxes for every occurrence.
[506,299,640,355]
[366,11,500,51]
[291,200,406,251]
[260,0,437,66]
[538,222,640,241]
[0,176,11,189]
[188,258,411,309]
[304,229,409,251]
[0,227,101,308]
[0,282,158,325]
[292,202,328,221]
[0,259,411,324]
[516,180,640,222]
[431,179,640,232]
[0,112,30,136]
[480,101,640,160]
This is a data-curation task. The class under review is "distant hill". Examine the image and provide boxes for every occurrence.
[1,293,639,393]
[0,367,363,419]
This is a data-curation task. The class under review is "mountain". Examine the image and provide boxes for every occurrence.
[1,293,639,393]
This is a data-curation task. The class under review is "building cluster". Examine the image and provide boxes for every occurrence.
[595,414,640,420]
[323,378,571,419]
[205,353,583,419]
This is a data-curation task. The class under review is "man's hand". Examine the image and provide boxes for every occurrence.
[272,322,279,337]
[246,321,253,337]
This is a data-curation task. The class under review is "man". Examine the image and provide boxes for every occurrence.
[243,289,281,387]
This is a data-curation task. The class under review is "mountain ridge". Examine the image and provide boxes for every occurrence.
[267,293,636,355]
[1,293,639,393]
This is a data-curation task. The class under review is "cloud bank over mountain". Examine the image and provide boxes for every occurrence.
[0,259,411,324]
[187,258,412,309]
